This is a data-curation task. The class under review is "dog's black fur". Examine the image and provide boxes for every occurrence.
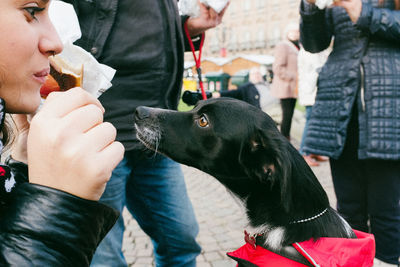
[134,98,355,250]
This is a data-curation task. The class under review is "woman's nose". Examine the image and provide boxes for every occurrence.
[39,19,63,57]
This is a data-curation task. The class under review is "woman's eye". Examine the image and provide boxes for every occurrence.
[197,115,209,128]
[24,7,45,21]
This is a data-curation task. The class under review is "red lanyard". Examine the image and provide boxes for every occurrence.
[184,21,207,100]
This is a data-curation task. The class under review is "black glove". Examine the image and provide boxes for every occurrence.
[182,90,213,106]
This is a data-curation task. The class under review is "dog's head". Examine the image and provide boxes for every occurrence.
[134,98,303,211]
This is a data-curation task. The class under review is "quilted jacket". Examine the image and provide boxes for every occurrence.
[0,99,119,266]
[300,0,400,160]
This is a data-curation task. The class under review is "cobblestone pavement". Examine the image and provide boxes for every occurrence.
[122,109,337,266]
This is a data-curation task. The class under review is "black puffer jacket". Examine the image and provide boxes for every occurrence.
[0,100,119,266]
[300,0,400,160]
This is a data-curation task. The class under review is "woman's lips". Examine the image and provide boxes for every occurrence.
[33,68,50,84]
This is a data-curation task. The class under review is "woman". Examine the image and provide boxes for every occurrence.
[300,0,400,265]
[270,24,300,141]
[0,0,124,265]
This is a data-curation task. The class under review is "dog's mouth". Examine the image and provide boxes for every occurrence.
[134,123,161,152]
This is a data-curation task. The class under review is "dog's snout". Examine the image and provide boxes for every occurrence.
[135,106,151,120]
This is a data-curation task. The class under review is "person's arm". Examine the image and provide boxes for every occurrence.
[181,15,203,52]
[218,88,243,100]
[300,0,334,53]
[182,2,229,51]
[355,3,400,42]
[0,183,118,266]
[185,2,229,36]
[0,88,124,265]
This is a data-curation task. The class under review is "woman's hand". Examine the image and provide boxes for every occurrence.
[305,0,362,22]
[186,1,229,37]
[27,88,124,201]
[333,0,362,23]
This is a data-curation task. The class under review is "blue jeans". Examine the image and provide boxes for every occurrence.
[90,151,201,267]
[299,105,312,155]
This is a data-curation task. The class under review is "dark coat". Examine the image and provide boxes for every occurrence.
[62,0,199,151]
[300,0,400,160]
[0,99,119,266]
[220,82,261,108]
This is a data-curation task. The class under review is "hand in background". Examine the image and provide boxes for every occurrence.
[333,0,362,23]
[186,1,229,37]
[27,88,124,201]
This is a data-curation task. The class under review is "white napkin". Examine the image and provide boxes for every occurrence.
[201,0,229,13]
[179,0,229,17]
[48,1,116,98]
[315,0,334,9]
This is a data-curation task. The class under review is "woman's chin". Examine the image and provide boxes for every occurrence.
[8,96,41,114]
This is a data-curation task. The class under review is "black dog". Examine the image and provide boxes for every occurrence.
[134,98,355,263]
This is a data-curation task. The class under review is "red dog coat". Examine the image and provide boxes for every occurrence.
[227,230,375,267]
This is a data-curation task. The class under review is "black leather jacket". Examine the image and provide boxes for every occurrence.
[0,100,119,266]
[300,0,400,160]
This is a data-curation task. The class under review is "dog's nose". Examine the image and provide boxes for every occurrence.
[135,106,151,120]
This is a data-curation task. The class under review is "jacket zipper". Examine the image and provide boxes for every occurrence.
[293,243,321,267]
[360,64,366,112]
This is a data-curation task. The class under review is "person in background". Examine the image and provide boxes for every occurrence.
[211,68,265,108]
[297,46,331,167]
[183,67,277,110]
[250,67,279,114]
[270,24,300,141]
[0,0,124,265]
[61,1,228,266]
[300,0,400,265]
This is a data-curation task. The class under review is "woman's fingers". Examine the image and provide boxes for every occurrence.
[81,122,117,152]
[62,104,104,134]
[41,87,104,118]
[94,140,125,178]
[27,88,124,201]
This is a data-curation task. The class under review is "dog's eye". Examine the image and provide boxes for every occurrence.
[196,115,209,128]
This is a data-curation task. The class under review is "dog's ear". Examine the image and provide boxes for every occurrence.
[238,129,293,212]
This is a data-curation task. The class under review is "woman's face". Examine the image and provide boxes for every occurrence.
[0,0,62,113]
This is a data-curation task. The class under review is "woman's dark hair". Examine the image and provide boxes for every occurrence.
[380,0,400,9]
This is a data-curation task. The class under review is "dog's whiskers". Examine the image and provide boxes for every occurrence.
[135,124,161,156]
